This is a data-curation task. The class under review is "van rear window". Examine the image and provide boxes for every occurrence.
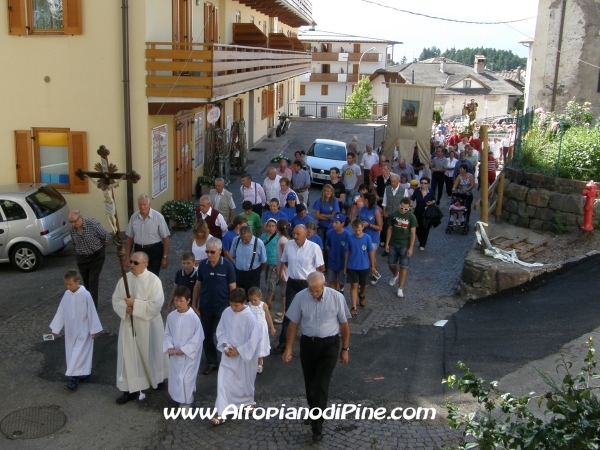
[26,186,66,218]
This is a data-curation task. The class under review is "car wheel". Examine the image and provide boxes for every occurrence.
[10,243,43,272]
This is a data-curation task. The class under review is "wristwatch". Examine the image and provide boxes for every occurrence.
[342,347,349,352]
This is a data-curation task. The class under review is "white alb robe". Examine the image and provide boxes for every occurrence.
[163,308,204,404]
[50,286,103,377]
[112,270,169,392]
[215,305,262,416]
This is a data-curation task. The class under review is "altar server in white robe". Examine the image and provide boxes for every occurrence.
[112,251,169,404]
[50,269,103,392]
[163,286,204,405]
[210,288,262,424]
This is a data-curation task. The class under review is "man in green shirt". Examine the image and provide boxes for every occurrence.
[384,197,417,298]
[239,201,263,237]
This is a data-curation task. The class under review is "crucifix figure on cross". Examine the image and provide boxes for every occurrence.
[75,145,141,304]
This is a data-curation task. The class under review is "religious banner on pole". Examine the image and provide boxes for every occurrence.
[384,84,437,166]
[152,124,168,198]
[193,111,205,170]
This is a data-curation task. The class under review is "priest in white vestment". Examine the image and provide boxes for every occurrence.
[50,273,102,392]
[112,251,169,404]
[163,286,204,405]
[212,288,262,423]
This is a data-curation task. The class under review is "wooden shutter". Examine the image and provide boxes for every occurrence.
[266,89,275,118]
[63,0,82,35]
[68,131,88,193]
[8,0,27,35]
[172,0,181,44]
[213,7,218,43]
[15,130,33,183]
[261,91,267,120]
[300,84,305,95]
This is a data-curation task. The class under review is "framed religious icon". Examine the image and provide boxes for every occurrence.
[400,100,420,127]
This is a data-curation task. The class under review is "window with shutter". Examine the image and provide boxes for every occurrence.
[266,89,275,118]
[18,128,88,192]
[300,84,305,96]
[321,85,328,96]
[8,0,83,35]
[261,90,268,120]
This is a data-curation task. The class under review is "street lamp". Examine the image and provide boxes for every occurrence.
[356,46,376,88]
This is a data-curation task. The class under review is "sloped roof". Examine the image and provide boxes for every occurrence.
[385,59,523,96]
[298,29,401,45]
[492,68,526,86]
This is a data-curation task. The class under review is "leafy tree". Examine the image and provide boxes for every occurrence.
[342,76,375,119]
[433,107,442,124]
[444,337,600,449]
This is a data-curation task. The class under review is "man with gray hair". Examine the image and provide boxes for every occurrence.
[263,167,282,207]
[360,145,379,189]
[196,195,228,239]
[283,271,350,443]
[125,194,170,276]
[113,251,168,403]
[209,178,236,225]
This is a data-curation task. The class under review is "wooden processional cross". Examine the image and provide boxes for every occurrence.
[75,145,141,302]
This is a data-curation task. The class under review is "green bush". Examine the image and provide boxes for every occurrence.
[162,200,196,229]
[444,337,600,449]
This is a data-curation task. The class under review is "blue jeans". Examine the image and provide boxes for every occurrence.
[387,245,410,268]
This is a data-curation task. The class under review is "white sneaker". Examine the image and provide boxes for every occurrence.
[370,271,382,285]
[419,246,425,251]
[397,288,404,298]
[257,365,263,374]
[389,275,399,286]
[273,317,283,324]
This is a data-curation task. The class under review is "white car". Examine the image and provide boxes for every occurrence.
[305,139,347,185]
[0,184,71,272]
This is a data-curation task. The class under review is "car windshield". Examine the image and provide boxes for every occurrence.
[26,186,66,218]
[308,143,346,161]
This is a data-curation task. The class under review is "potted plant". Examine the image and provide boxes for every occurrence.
[269,155,293,168]
[196,175,216,197]
[162,199,196,230]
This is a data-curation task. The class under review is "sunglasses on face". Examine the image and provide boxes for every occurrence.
[130,260,145,265]
[206,250,218,254]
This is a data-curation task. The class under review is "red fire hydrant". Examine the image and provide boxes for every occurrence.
[580,181,600,232]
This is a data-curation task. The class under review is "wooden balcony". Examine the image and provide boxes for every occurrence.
[308,73,362,82]
[146,42,311,111]
[236,0,312,27]
[311,52,381,62]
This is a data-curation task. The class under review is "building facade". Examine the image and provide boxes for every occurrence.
[525,0,600,115]
[296,29,399,118]
[2,0,312,228]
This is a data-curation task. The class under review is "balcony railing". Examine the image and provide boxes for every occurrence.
[311,52,381,62]
[146,42,311,102]
[288,101,388,120]
[308,73,365,83]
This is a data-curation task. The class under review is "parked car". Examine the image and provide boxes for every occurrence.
[0,184,71,272]
[493,115,516,125]
[445,115,470,125]
[305,139,347,185]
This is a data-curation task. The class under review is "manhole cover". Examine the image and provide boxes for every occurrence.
[1,407,66,440]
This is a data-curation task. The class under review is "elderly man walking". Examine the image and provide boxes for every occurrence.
[283,271,349,443]
[272,225,324,354]
[240,173,267,217]
[68,210,112,308]
[209,178,236,225]
[125,194,170,276]
[230,225,267,294]
[360,145,379,189]
[112,251,169,403]
[192,237,236,375]
[196,195,228,239]
[263,167,282,205]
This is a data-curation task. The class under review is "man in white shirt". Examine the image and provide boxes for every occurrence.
[360,145,379,189]
[273,225,324,354]
[197,195,228,239]
[263,167,282,204]
[433,130,445,146]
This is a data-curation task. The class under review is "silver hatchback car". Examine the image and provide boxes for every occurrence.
[0,184,71,272]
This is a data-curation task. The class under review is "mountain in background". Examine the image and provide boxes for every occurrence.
[417,46,527,71]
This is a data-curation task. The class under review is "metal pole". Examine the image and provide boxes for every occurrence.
[480,125,489,230]
[357,47,376,89]
[121,0,133,218]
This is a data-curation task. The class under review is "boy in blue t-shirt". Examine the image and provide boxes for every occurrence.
[344,218,376,316]
[290,204,316,229]
[167,251,199,313]
[325,213,351,293]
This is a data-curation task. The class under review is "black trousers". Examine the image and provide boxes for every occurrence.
[300,335,340,435]
[76,246,106,308]
[200,309,223,367]
[134,242,163,276]
[235,267,261,294]
[445,176,454,196]
[431,172,445,203]
[415,213,431,248]
[279,278,308,345]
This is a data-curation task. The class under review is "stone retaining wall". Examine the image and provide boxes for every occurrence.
[500,169,600,233]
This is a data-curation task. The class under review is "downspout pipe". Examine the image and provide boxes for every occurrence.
[122,0,134,217]
[550,0,566,112]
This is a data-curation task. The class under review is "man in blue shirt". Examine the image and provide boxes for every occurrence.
[222,216,247,264]
[192,237,236,375]
[230,225,267,294]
